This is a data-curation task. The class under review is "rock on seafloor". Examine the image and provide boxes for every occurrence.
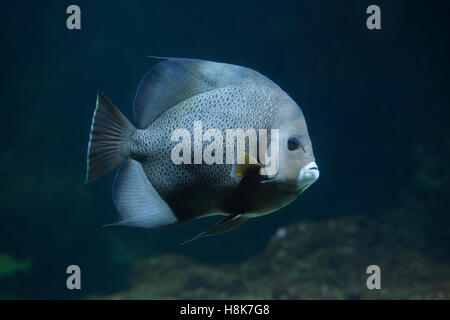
[93,215,450,300]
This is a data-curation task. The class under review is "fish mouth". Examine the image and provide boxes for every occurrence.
[260,161,319,193]
[297,161,320,191]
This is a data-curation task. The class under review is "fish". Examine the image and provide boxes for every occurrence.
[85,58,319,243]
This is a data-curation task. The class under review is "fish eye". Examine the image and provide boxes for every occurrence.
[287,136,300,151]
[287,136,307,152]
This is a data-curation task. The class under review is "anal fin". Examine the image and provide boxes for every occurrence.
[110,159,178,228]
[181,214,247,244]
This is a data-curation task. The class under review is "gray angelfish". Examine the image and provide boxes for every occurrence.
[86,58,319,243]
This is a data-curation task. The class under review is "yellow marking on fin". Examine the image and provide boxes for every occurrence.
[233,152,261,177]
[237,152,258,165]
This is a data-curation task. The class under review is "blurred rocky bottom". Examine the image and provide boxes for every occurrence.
[93,214,450,300]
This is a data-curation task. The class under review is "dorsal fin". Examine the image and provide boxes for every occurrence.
[133,58,277,128]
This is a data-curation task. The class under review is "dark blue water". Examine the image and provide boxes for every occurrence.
[0,0,449,299]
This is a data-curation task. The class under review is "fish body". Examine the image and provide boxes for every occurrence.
[86,58,319,241]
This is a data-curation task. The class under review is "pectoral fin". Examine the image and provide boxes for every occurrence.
[230,152,262,179]
[181,214,247,244]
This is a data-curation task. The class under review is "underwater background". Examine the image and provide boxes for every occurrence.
[0,0,449,299]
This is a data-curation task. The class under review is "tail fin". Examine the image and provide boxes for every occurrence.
[85,92,136,183]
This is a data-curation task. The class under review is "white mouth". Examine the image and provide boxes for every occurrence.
[297,161,319,192]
